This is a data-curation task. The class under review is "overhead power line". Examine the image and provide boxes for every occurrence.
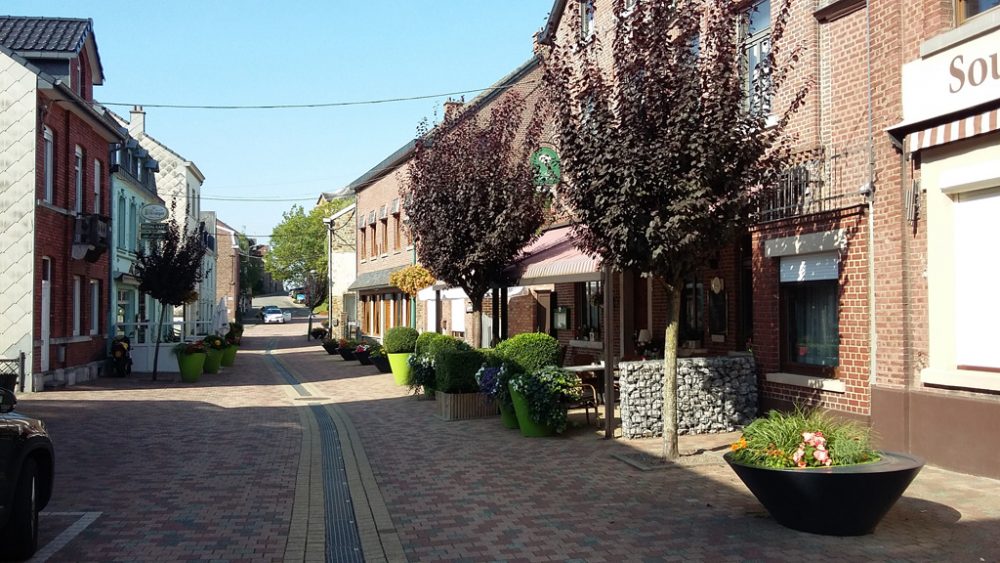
[200,195,318,202]
[98,80,541,111]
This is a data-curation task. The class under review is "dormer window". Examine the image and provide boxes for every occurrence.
[958,0,1000,23]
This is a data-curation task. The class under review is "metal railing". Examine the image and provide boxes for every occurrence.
[759,145,869,222]
[0,352,26,393]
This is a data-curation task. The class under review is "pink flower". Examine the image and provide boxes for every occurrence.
[802,432,815,442]
[797,460,807,468]
[814,449,829,462]
[792,448,804,463]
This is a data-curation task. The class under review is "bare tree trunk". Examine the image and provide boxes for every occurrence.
[152,302,168,381]
[662,285,681,460]
[470,298,483,348]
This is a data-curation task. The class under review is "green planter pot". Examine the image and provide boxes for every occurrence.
[221,345,238,367]
[510,387,557,437]
[387,353,412,386]
[177,352,206,383]
[499,401,520,429]
[204,348,224,374]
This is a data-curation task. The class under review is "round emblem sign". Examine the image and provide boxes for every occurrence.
[531,147,561,187]
[139,204,169,222]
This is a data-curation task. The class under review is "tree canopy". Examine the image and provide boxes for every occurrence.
[404,91,546,322]
[266,199,351,287]
[543,0,805,457]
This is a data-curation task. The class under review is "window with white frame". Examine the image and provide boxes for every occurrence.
[580,0,595,41]
[90,279,100,335]
[93,160,102,214]
[43,128,54,203]
[953,187,1000,371]
[74,146,84,213]
[72,275,82,336]
[741,0,772,115]
[117,195,127,249]
[957,0,1000,22]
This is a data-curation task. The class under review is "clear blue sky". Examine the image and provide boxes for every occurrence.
[4,1,553,241]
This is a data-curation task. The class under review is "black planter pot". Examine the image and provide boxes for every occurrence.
[724,451,924,536]
[370,355,391,373]
[322,343,339,355]
[338,349,356,361]
[355,350,372,365]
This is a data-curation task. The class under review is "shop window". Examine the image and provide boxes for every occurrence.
[953,187,1000,371]
[958,0,1000,22]
[781,280,839,376]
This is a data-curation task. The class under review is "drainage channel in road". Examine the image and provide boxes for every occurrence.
[266,345,365,563]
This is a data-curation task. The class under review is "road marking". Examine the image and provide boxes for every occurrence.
[30,511,101,562]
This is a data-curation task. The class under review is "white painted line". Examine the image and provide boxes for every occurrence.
[29,511,102,563]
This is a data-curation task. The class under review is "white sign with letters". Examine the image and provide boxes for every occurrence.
[902,28,1000,124]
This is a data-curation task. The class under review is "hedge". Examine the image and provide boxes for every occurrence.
[415,332,442,357]
[434,349,485,394]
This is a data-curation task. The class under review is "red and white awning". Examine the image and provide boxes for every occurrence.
[506,225,602,285]
[908,107,1000,153]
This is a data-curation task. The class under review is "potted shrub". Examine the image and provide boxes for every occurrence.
[495,332,562,374]
[174,341,206,383]
[509,366,582,437]
[369,344,391,373]
[354,343,372,365]
[725,409,924,536]
[338,339,357,361]
[202,335,227,374]
[475,360,517,429]
[384,326,419,386]
[220,335,239,367]
[407,332,446,397]
[321,337,340,355]
[434,347,496,421]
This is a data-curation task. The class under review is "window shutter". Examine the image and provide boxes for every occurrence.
[779,252,839,283]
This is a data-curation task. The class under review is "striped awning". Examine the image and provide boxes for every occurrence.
[505,225,602,285]
[909,107,1000,153]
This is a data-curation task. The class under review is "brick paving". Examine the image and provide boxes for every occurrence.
[14,321,1000,562]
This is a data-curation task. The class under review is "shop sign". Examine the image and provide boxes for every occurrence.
[139,203,169,222]
[902,28,1000,124]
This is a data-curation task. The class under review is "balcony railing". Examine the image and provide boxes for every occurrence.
[758,145,869,222]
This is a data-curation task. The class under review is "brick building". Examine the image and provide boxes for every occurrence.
[324,202,357,340]
[215,220,241,324]
[0,17,123,390]
[532,0,1000,478]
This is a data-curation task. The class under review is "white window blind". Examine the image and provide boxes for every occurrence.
[451,299,466,332]
[954,188,1000,369]
[779,252,840,283]
[426,298,437,332]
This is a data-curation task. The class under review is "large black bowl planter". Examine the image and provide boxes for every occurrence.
[370,355,391,373]
[322,342,339,355]
[355,350,372,365]
[724,451,924,536]
[338,348,356,362]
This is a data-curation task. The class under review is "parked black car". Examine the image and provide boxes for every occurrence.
[0,388,54,560]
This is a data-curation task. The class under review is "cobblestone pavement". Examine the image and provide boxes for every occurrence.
[14,322,1000,562]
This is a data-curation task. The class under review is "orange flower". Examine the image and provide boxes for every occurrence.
[731,437,748,451]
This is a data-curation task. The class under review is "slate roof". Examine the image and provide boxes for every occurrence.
[347,265,407,292]
[0,16,92,53]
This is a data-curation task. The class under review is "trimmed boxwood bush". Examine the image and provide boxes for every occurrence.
[495,332,561,374]
[435,349,485,393]
[384,326,419,353]
[414,332,442,357]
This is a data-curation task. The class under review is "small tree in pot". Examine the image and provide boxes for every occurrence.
[384,326,419,385]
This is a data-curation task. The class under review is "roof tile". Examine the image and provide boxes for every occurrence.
[0,16,91,53]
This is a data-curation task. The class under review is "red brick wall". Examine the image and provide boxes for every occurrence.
[33,94,113,372]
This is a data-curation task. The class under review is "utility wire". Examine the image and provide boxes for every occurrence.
[98,80,540,111]
[200,195,318,202]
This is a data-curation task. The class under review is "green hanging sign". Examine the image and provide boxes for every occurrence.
[531,146,561,187]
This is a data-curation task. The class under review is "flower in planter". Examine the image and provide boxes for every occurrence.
[510,366,582,433]
[368,344,386,359]
[174,340,206,355]
[203,335,227,350]
[728,408,879,469]
[475,363,511,408]
[407,353,436,394]
[355,343,371,354]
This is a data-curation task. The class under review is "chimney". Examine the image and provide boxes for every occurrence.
[129,105,146,135]
[443,98,464,121]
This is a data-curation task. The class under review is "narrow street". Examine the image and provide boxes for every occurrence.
[10,315,1000,562]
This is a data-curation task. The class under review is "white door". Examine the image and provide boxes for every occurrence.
[40,258,51,372]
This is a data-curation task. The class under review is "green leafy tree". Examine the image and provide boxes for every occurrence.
[238,233,261,296]
[134,208,207,380]
[265,199,350,288]
[543,0,806,458]
[405,92,546,347]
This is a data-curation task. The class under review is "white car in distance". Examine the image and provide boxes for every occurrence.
[260,306,291,324]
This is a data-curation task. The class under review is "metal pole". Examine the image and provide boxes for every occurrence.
[602,266,615,438]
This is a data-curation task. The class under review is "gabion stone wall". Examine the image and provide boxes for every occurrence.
[618,356,757,438]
